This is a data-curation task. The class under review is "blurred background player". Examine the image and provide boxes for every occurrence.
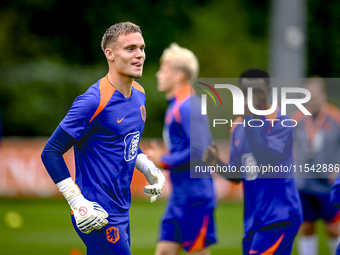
[146,43,217,255]
[203,68,303,255]
[293,77,340,255]
[41,22,165,255]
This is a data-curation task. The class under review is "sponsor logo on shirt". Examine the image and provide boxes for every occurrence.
[117,116,125,123]
[124,132,140,161]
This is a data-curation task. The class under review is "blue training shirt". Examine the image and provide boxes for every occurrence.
[229,108,302,234]
[293,104,340,194]
[59,74,146,216]
[160,85,215,205]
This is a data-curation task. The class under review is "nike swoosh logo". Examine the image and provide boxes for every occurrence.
[117,117,125,123]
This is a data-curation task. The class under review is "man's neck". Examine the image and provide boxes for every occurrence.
[107,70,134,98]
[165,82,189,100]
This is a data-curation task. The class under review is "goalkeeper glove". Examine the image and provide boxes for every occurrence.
[136,153,166,203]
[56,177,109,234]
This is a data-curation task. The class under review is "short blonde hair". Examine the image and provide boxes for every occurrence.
[101,22,141,52]
[160,43,199,80]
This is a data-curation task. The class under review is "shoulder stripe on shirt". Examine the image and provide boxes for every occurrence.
[89,74,116,123]
[173,85,193,123]
[324,103,340,127]
[132,81,145,94]
[230,116,243,134]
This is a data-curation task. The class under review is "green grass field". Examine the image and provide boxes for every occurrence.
[0,199,332,254]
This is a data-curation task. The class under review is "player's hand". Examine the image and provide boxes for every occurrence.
[202,142,218,166]
[56,178,108,234]
[69,195,109,234]
[136,153,166,203]
[145,140,163,167]
[143,165,166,203]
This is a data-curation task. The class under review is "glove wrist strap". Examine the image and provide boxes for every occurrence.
[136,153,157,174]
[56,177,81,203]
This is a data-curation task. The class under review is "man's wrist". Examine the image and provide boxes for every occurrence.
[136,153,158,174]
[136,153,148,173]
[56,177,81,202]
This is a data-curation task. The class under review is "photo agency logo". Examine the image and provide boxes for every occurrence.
[195,81,312,128]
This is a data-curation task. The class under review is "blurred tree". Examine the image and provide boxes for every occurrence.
[3,0,339,137]
[0,0,213,66]
[308,0,340,77]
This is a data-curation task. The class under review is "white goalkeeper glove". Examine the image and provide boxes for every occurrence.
[56,177,108,234]
[136,153,166,203]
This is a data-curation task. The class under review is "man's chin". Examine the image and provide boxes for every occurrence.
[129,72,143,79]
[129,75,142,79]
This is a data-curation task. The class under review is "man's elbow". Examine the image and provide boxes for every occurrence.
[40,143,58,165]
[330,189,340,208]
[41,146,50,166]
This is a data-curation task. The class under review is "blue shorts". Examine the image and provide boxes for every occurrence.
[336,244,340,255]
[299,191,339,223]
[243,222,300,255]
[71,214,131,255]
[159,199,217,252]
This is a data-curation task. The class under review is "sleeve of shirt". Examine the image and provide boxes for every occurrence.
[244,116,292,165]
[160,103,191,169]
[217,129,242,182]
[41,125,76,184]
[59,90,100,140]
[331,175,340,208]
[206,131,242,183]
[229,130,240,167]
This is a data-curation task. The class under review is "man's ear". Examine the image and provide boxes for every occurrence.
[176,71,188,83]
[105,48,114,61]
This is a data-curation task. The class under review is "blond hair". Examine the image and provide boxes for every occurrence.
[101,22,141,52]
[160,43,199,80]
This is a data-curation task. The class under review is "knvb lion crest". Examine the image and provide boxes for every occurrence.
[106,226,120,244]
[140,105,146,122]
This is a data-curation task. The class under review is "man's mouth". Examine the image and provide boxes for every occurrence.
[132,62,143,67]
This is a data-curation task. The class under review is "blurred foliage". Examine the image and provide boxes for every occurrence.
[0,0,340,137]
[308,0,340,77]
[0,61,106,135]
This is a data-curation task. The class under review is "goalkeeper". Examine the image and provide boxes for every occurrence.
[41,22,165,255]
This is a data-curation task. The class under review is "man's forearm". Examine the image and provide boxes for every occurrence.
[41,126,75,183]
